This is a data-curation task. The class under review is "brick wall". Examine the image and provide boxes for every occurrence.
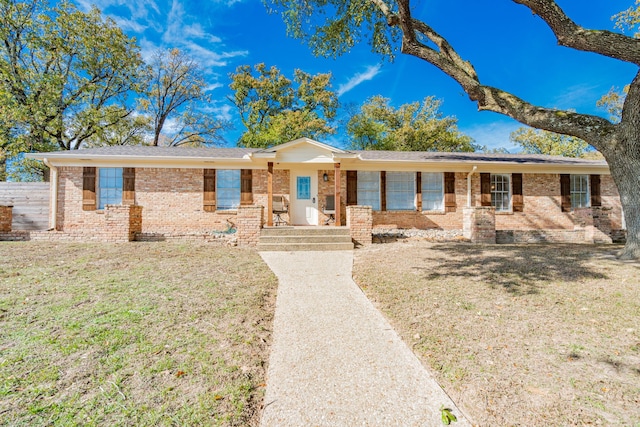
[0,205,12,232]
[236,205,263,247]
[35,166,624,245]
[347,205,373,246]
[463,207,496,244]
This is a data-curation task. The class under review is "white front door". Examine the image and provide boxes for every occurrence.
[290,170,318,225]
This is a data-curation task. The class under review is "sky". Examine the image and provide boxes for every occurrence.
[74,0,638,151]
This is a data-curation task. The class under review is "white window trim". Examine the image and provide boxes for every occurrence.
[357,171,381,211]
[97,167,123,210]
[216,169,241,211]
[491,173,511,213]
[421,172,445,212]
[386,171,417,211]
[570,174,590,209]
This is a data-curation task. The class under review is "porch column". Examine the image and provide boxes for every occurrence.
[334,163,341,226]
[267,162,273,227]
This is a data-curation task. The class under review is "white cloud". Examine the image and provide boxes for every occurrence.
[112,16,148,33]
[183,23,222,43]
[553,83,602,111]
[337,64,383,97]
[461,120,521,152]
[212,104,234,122]
[204,83,224,92]
[182,42,248,68]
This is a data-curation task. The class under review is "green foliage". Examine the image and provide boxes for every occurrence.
[0,0,143,160]
[347,95,477,152]
[596,85,628,123]
[229,63,338,148]
[440,405,458,425]
[265,0,400,60]
[613,0,640,38]
[141,48,230,147]
[510,127,591,158]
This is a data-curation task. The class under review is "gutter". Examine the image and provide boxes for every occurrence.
[42,158,57,230]
[467,165,477,208]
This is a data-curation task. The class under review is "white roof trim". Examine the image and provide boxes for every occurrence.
[257,137,349,154]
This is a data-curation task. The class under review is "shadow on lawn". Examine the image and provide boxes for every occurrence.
[412,244,619,296]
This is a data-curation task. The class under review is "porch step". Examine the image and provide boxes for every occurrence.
[258,226,354,251]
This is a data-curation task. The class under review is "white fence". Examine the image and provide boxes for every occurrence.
[0,182,50,230]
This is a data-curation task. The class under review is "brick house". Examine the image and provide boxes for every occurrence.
[1,138,623,246]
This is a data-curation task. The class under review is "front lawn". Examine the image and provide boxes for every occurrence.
[354,242,640,426]
[0,242,277,426]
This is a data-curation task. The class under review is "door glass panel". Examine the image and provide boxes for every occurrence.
[297,176,311,200]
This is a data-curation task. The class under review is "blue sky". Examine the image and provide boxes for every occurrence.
[75,0,637,151]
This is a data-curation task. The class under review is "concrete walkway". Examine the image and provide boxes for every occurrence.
[259,250,470,427]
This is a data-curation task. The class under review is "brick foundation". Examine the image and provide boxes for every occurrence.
[0,205,12,232]
[236,205,263,247]
[347,205,373,246]
[572,207,613,244]
[463,207,496,244]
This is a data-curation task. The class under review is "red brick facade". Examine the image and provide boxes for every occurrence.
[0,166,625,246]
[0,205,12,232]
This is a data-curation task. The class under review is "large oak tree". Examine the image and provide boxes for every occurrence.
[229,63,338,148]
[0,0,143,179]
[265,0,640,259]
[347,95,477,151]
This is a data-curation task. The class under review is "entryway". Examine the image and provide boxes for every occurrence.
[289,170,318,225]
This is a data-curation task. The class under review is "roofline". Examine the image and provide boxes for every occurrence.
[256,137,350,154]
[28,152,253,161]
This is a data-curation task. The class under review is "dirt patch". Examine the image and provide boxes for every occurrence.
[0,242,278,426]
[354,242,640,426]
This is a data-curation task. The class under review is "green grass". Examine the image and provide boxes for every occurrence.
[0,242,278,426]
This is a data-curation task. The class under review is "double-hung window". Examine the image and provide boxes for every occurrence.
[217,169,241,210]
[422,172,444,211]
[491,174,511,212]
[98,168,123,210]
[357,171,380,211]
[570,174,589,208]
[386,172,416,210]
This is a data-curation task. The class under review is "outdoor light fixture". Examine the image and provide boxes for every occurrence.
[323,173,329,182]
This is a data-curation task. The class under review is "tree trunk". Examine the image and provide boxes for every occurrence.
[0,157,6,181]
[606,144,640,260]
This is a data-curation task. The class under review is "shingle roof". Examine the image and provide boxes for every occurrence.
[34,145,607,166]
[42,145,260,159]
[353,150,607,165]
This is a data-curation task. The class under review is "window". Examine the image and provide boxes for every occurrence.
[357,171,380,211]
[296,176,311,200]
[386,172,415,210]
[571,174,589,208]
[98,168,122,209]
[217,169,241,210]
[422,172,444,211]
[491,174,510,212]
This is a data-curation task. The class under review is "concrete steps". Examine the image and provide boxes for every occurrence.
[258,226,354,251]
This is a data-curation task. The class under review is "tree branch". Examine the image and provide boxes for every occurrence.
[513,0,640,65]
[383,0,617,149]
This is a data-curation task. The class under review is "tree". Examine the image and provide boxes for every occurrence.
[229,63,338,148]
[140,48,230,147]
[347,95,476,151]
[510,127,591,158]
[0,0,143,157]
[264,0,640,259]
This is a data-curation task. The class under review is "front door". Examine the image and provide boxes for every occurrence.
[290,170,318,225]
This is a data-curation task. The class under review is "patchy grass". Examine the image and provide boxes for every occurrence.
[0,242,278,426]
[354,242,640,426]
